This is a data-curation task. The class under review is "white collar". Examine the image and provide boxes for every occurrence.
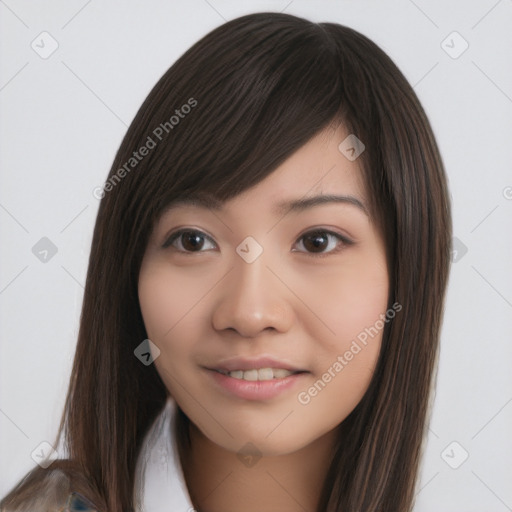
[134,397,194,511]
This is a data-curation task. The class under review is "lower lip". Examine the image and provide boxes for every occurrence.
[206,369,308,401]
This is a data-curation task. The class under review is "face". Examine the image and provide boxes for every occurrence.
[138,123,389,456]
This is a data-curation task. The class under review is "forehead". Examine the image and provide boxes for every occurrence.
[162,124,368,217]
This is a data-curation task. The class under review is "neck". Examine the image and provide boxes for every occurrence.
[181,422,337,512]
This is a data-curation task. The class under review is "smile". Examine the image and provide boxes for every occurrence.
[215,368,301,381]
[207,368,309,400]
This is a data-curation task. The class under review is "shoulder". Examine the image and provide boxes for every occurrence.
[0,460,104,511]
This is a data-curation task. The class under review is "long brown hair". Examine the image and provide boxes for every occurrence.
[1,12,451,512]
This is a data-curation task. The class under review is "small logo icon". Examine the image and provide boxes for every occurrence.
[441,31,469,59]
[503,186,512,200]
[32,237,58,263]
[237,442,262,468]
[441,441,469,469]
[31,441,58,468]
[236,236,263,264]
[31,31,59,59]
[338,134,365,161]
[134,339,161,366]
[451,236,468,263]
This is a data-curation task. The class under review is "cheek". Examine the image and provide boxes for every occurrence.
[296,339,381,439]
[138,262,214,341]
[293,251,388,422]
[324,267,389,355]
[291,250,389,356]
[138,262,216,396]
[295,281,388,434]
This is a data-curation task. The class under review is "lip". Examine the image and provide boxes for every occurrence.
[206,368,309,401]
[206,356,307,373]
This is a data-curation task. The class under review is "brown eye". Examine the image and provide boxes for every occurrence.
[181,231,205,251]
[163,229,216,252]
[294,230,352,255]
[302,232,329,252]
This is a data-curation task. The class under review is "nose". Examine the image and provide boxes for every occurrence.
[211,255,295,338]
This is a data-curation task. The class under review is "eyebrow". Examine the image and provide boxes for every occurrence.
[163,194,368,216]
[274,194,368,216]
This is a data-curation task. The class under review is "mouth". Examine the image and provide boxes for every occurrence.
[214,368,307,382]
[206,356,308,379]
[204,356,310,400]
[212,367,307,381]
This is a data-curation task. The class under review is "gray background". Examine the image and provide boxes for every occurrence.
[1,0,511,510]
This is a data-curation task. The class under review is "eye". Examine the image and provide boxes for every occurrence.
[162,228,352,255]
[292,229,353,255]
[162,229,217,252]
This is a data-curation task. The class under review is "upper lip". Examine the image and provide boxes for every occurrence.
[206,356,308,373]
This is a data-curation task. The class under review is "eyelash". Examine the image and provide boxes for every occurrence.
[162,228,354,257]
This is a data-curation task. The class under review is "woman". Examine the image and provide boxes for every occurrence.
[1,11,451,512]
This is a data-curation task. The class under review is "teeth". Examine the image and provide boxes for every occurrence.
[258,368,273,380]
[273,368,293,378]
[224,367,295,381]
[244,369,259,381]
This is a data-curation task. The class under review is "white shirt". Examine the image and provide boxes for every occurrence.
[134,397,195,512]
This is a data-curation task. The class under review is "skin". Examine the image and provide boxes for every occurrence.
[138,123,389,512]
